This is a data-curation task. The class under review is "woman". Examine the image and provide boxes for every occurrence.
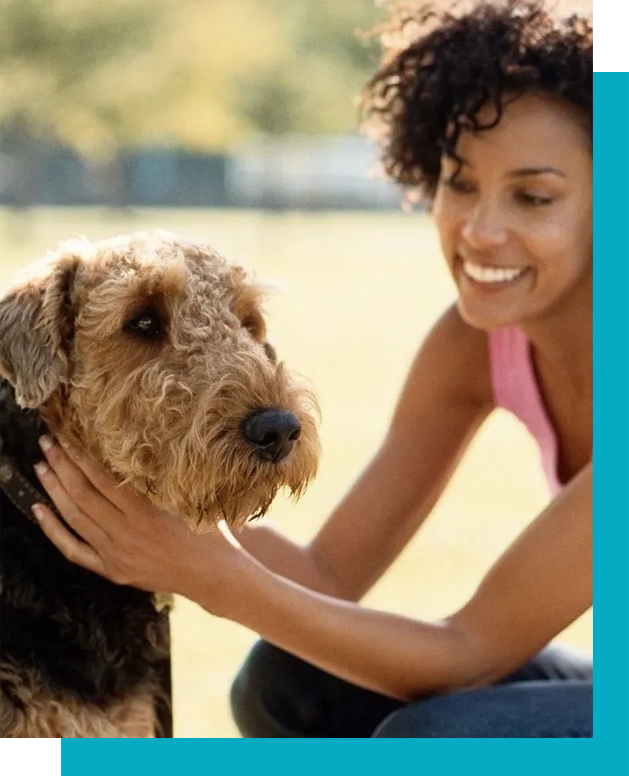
[32,0,593,737]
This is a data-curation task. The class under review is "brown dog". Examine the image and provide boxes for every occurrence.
[0,231,319,736]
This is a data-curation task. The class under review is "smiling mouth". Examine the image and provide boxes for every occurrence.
[460,259,529,286]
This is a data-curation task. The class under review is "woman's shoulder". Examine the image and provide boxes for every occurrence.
[436,303,488,346]
[424,303,494,410]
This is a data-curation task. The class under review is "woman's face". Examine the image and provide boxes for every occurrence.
[432,93,592,331]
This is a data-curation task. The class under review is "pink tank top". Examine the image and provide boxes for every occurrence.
[489,327,562,495]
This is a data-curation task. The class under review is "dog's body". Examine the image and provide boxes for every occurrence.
[0,382,171,737]
[0,232,319,737]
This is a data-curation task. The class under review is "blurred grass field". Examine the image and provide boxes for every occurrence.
[0,207,592,738]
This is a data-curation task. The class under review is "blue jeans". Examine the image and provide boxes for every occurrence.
[230,641,593,738]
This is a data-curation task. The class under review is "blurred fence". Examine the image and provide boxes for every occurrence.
[0,135,401,211]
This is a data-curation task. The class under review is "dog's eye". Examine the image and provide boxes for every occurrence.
[124,312,164,340]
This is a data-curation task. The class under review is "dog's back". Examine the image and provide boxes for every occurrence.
[0,381,171,737]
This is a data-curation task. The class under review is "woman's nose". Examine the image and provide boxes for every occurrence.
[461,202,508,248]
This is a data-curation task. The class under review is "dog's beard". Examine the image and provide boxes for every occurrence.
[135,452,316,530]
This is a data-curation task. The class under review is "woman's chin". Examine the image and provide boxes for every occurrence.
[456,299,521,332]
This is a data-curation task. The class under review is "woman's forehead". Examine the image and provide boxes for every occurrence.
[448,94,591,168]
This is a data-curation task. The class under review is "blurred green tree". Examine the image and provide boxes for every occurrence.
[0,0,382,159]
[147,0,382,145]
[0,0,181,205]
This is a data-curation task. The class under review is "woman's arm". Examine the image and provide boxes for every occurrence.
[35,443,592,701]
[200,463,592,701]
[450,461,593,686]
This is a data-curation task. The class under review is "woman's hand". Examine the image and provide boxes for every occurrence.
[32,435,246,607]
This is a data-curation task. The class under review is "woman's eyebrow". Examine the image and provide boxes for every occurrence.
[507,166,566,178]
[441,160,567,179]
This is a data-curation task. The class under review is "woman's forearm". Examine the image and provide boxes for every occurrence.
[194,552,475,701]
[236,523,342,597]
[226,467,591,702]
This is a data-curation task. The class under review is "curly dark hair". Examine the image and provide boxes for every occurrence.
[360,0,593,202]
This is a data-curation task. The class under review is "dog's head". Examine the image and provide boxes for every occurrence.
[0,231,319,528]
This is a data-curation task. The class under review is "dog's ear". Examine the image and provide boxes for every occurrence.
[0,255,79,409]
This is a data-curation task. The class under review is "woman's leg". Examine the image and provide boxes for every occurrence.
[373,679,592,738]
[499,645,592,682]
[230,641,592,738]
[374,646,593,738]
[230,640,404,738]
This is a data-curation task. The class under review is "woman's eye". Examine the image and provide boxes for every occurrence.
[516,192,553,206]
[443,176,475,194]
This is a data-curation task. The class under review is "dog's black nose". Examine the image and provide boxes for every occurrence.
[242,409,301,462]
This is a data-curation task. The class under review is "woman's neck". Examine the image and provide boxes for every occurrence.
[518,279,593,397]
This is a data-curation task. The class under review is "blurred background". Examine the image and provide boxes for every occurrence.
[0,0,398,213]
[0,0,592,738]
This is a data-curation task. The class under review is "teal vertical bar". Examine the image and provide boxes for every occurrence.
[593,71,629,754]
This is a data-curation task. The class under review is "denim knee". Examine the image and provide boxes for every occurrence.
[230,641,298,738]
[373,680,593,738]
[230,640,404,737]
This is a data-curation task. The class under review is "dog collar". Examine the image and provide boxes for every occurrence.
[0,440,54,525]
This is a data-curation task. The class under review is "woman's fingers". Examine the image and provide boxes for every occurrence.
[33,452,115,549]
[56,438,145,514]
[36,436,127,535]
[33,503,107,577]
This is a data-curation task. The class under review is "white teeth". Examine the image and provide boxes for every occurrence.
[462,261,527,284]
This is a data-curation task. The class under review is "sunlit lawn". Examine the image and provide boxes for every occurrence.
[0,208,592,738]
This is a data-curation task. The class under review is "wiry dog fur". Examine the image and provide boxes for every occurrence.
[0,231,320,737]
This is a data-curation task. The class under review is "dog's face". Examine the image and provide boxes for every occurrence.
[0,231,319,528]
